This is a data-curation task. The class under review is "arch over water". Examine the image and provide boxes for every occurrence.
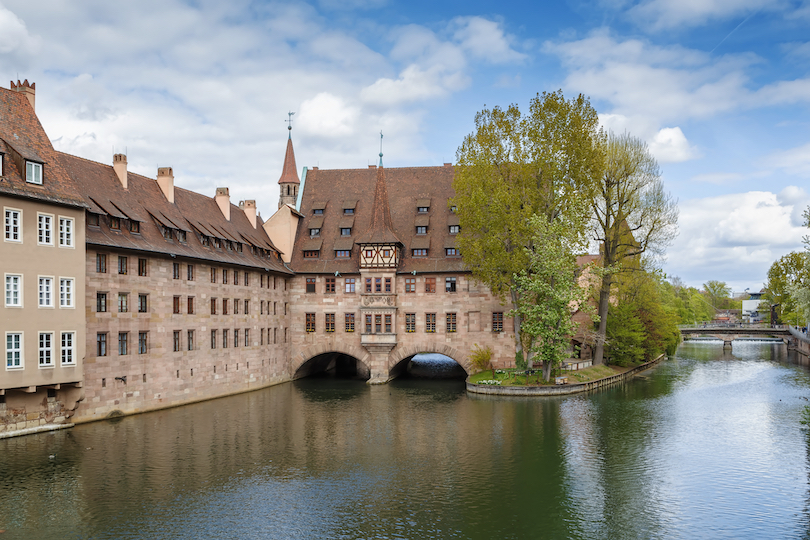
[293,342,371,380]
[388,343,470,379]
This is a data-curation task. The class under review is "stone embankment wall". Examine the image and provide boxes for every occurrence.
[788,327,810,366]
[466,354,666,396]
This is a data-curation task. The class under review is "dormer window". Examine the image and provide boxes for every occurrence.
[412,249,427,257]
[303,250,320,258]
[26,161,43,185]
[162,227,172,240]
[89,213,100,227]
[446,248,459,256]
[110,217,120,230]
[130,221,140,234]
[417,206,428,213]
[450,205,458,213]
[344,208,354,215]
[336,250,350,258]
[309,228,320,237]
[341,228,351,236]
[449,225,460,234]
[416,226,427,235]
[313,209,323,215]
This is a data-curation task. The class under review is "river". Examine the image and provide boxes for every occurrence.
[1,342,809,539]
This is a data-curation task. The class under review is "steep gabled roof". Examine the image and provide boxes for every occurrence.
[277,137,299,185]
[0,87,86,208]
[355,165,401,245]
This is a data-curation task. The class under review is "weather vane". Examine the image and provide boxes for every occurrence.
[286,111,295,136]
[379,131,384,166]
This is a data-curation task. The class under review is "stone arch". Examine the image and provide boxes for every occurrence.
[292,340,372,378]
[388,342,471,376]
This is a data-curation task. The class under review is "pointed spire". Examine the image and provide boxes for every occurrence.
[379,130,384,167]
[357,163,401,245]
[277,136,299,185]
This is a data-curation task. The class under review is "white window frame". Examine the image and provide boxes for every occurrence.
[6,331,23,369]
[38,213,53,245]
[58,216,74,248]
[4,207,21,242]
[39,332,53,367]
[61,331,75,365]
[38,276,54,307]
[26,161,43,185]
[5,274,22,307]
[59,277,75,308]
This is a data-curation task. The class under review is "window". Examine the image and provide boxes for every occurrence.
[340,228,351,236]
[303,250,320,258]
[306,277,316,293]
[416,226,427,235]
[385,278,392,293]
[188,330,195,351]
[97,333,107,356]
[97,292,107,313]
[177,230,186,243]
[375,278,382,293]
[88,213,100,227]
[109,217,120,230]
[344,208,354,215]
[426,313,436,333]
[365,249,373,258]
[138,294,148,313]
[261,300,265,315]
[173,262,180,279]
[188,296,195,314]
[244,272,249,286]
[245,329,250,347]
[325,277,335,293]
[59,278,74,308]
[365,278,372,293]
[38,277,53,307]
[138,332,148,354]
[449,225,460,234]
[130,220,140,234]
[405,278,416,293]
[223,329,229,348]
[309,228,320,237]
[412,249,427,257]
[138,258,148,276]
[385,314,392,333]
[173,296,181,314]
[211,298,217,315]
[406,313,415,333]
[234,299,240,315]
[39,332,53,366]
[118,293,128,313]
[446,277,457,293]
[446,248,459,257]
[223,299,229,315]
[336,250,351,258]
[261,328,264,345]
[96,254,107,273]
[6,332,22,368]
[211,329,217,349]
[187,264,194,281]
[5,275,21,306]
[451,205,458,213]
[118,256,128,274]
[383,249,391,258]
[325,313,335,333]
[365,314,372,333]
[446,313,457,333]
[59,217,74,246]
[425,278,436,293]
[26,161,43,184]
[244,299,249,314]
[37,214,52,245]
[234,329,239,347]
[211,267,217,283]
[345,278,356,293]
[313,208,323,215]
[61,332,75,365]
[345,313,355,332]
[493,312,504,333]
[118,332,128,355]
[234,271,239,285]
[417,206,429,213]
[173,331,181,352]
[223,268,228,284]
[375,315,382,333]
[4,209,21,241]
[306,313,316,333]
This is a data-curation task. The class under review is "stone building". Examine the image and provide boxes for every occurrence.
[0,81,87,434]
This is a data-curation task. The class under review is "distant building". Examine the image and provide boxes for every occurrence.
[742,291,765,323]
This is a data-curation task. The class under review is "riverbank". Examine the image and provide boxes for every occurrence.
[466,353,666,396]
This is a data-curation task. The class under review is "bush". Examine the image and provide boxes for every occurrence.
[515,349,527,371]
[469,344,493,373]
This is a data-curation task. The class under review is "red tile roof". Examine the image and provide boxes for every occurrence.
[277,137,299,185]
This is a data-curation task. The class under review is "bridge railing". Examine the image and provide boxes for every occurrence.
[788,326,810,344]
[678,323,789,331]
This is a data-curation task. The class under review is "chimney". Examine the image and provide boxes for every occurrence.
[240,199,257,228]
[215,187,230,221]
[156,167,174,203]
[10,80,35,110]
[113,154,128,189]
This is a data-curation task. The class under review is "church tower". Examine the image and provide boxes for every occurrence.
[278,118,299,209]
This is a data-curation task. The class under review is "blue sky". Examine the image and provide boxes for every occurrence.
[1,0,809,292]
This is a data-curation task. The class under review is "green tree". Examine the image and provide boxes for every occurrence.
[513,213,595,382]
[703,280,730,310]
[452,90,604,367]
[605,303,646,366]
[591,132,679,365]
[764,252,810,324]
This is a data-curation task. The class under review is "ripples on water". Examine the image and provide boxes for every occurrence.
[1,343,809,539]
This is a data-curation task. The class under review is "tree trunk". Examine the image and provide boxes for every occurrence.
[510,289,526,368]
[593,272,612,366]
[542,359,552,382]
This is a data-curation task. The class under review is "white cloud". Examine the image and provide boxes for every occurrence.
[0,3,39,64]
[297,92,359,138]
[764,141,810,177]
[628,0,777,30]
[361,64,470,106]
[451,16,527,64]
[648,127,700,163]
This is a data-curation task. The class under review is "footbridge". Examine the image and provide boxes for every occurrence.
[679,324,793,349]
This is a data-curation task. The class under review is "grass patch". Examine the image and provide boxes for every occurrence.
[469,364,631,386]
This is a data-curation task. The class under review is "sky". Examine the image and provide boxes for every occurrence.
[1,0,809,293]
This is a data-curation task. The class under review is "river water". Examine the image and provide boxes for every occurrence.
[2,342,810,539]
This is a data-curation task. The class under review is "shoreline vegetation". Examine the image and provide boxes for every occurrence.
[468,363,636,386]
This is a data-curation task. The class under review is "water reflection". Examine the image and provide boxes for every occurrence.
[0,342,809,539]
